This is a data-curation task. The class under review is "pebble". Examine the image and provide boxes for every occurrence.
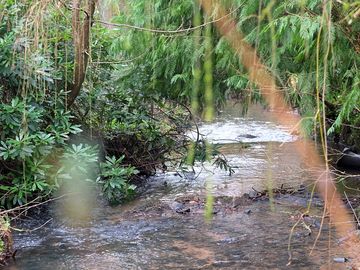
[244,209,252,214]
[248,190,258,199]
[333,257,348,263]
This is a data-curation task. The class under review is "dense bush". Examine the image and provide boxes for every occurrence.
[0,0,195,207]
[1,0,359,208]
[0,97,89,207]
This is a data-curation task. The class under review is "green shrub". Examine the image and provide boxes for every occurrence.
[0,97,84,207]
[0,214,12,264]
[98,156,139,204]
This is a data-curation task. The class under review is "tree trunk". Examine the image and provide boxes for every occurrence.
[68,0,96,107]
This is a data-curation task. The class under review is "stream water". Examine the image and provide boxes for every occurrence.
[5,102,349,270]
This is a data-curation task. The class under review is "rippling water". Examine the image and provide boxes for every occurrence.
[5,102,347,270]
[188,119,296,144]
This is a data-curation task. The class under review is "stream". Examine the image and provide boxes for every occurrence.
[5,102,350,269]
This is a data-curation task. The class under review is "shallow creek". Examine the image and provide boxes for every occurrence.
[5,103,350,269]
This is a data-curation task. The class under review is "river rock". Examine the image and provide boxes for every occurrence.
[248,190,258,199]
[237,134,257,139]
[244,209,252,214]
[169,201,191,214]
[175,206,191,214]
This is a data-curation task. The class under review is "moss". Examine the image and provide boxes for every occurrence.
[0,216,13,265]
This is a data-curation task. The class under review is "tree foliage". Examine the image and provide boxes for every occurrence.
[106,0,359,142]
[0,0,359,207]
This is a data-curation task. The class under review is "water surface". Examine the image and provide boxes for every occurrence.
[6,103,347,269]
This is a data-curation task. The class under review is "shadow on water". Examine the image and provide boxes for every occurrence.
[5,103,352,269]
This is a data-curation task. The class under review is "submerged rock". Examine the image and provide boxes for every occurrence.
[169,201,191,214]
[244,209,252,215]
[237,134,257,139]
[175,206,191,214]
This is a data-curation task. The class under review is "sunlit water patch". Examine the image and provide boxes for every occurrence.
[188,119,297,144]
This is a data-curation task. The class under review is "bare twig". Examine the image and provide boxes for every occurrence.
[0,193,69,216]
[344,191,360,228]
[11,218,53,233]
